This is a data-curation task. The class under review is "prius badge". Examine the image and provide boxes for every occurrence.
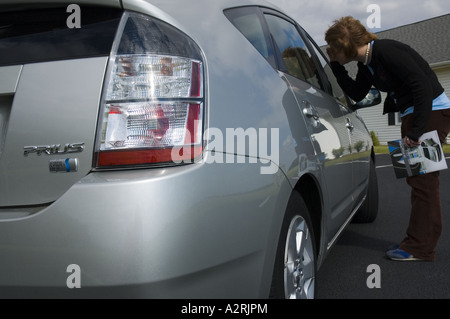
[24,143,85,156]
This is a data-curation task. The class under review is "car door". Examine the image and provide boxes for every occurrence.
[305,36,371,208]
[262,10,354,238]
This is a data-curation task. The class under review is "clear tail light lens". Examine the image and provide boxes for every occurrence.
[107,55,203,100]
[95,12,205,168]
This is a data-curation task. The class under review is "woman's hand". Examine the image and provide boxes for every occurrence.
[404,136,421,148]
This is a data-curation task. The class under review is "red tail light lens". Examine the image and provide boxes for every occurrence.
[98,102,202,166]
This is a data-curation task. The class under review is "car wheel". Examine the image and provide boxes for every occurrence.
[270,192,316,299]
[352,158,378,223]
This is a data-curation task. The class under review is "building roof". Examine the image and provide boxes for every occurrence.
[374,13,450,65]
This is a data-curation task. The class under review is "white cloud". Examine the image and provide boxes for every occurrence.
[266,0,450,46]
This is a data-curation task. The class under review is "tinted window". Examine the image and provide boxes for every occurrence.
[264,14,323,89]
[0,5,122,66]
[307,38,349,107]
[224,7,275,67]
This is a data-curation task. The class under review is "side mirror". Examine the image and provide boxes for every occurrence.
[353,88,382,109]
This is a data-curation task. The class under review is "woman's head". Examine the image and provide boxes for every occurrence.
[325,16,377,61]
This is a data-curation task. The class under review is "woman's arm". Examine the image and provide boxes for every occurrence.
[329,61,373,102]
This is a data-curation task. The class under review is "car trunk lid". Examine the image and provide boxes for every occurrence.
[0,5,122,207]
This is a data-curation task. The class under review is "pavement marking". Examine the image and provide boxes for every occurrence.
[376,164,393,169]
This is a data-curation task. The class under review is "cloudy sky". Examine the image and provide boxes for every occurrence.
[266,0,450,46]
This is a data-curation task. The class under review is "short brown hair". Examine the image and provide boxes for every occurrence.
[325,16,378,59]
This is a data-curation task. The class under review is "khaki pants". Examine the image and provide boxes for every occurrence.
[400,108,450,261]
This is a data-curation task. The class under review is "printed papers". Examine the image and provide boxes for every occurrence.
[388,130,447,178]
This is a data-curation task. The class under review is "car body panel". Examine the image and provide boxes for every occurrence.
[344,108,372,205]
[286,74,355,236]
[0,58,108,206]
[0,158,289,298]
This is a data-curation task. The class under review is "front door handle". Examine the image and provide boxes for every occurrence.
[346,118,354,131]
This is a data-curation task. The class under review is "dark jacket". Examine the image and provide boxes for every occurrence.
[330,39,444,141]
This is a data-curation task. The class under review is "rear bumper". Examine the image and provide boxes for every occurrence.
[0,156,289,298]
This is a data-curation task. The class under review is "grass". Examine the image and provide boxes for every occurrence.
[374,144,450,154]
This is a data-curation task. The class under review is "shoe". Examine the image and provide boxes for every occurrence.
[386,244,400,251]
[386,248,422,261]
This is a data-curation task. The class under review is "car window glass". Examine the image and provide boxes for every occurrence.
[307,38,349,107]
[0,6,122,66]
[224,7,275,67]
[264,14,322,89]
[231,13,268,58]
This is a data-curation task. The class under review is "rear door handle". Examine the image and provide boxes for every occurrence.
[302,102,319,120]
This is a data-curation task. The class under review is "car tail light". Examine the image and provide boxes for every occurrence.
[95,12,205,168]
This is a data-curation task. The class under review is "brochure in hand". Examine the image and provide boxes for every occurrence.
[387,130,447,179]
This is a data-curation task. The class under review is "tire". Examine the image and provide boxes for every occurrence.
[352,158,379,223]
[270,192,316,299]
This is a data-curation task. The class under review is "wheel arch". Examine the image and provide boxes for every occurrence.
[293,173,323,262]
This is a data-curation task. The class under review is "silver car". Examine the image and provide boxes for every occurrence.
[0,0,379,298]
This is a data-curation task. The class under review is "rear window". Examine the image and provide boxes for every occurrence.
[0,5,122,66]
[224,7,276,68]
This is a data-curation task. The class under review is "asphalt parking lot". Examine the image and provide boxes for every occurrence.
[316,153,450,299]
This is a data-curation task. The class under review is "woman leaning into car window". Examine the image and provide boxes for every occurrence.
[324,16,450,262]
